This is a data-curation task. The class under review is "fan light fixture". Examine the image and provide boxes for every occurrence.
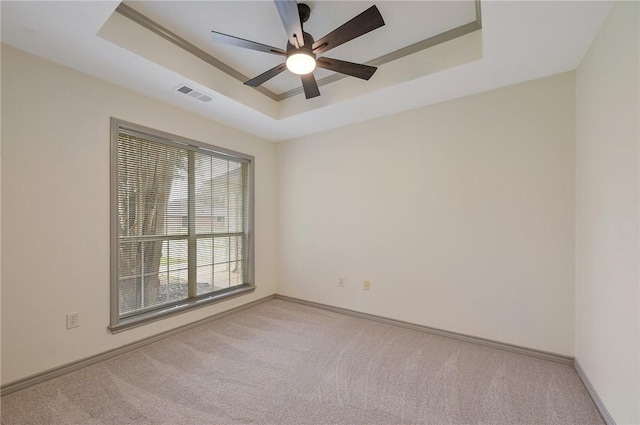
[286,51,316,75]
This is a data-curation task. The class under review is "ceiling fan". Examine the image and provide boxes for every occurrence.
[210,0,385,99]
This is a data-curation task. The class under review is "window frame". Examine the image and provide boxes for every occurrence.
[109,118,255,333]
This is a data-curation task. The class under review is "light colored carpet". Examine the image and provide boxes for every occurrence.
[1,299,604,425]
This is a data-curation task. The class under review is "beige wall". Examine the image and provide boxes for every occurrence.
[0,46,278,385]
[277,72,576,356]
[575,2,640,424]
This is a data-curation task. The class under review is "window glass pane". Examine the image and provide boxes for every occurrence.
[229,261,243,288]
[158,239,189,305]
[118,240,141,316]
[195,238,213,295]
[228,236,244,289]
[214,236,230,265]
[118,276,138,317]
[195,264,214,295]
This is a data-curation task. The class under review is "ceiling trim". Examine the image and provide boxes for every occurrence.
[116,1,482,102]
[115,3,279,101]
[476,0,483,28]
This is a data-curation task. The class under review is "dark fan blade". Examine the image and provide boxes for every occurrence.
[316,57,377,80]
[301,73,320,99]
[274,0,305,48]
[312,6,384,55]
[244,63,288,87]
[211,31,286,56]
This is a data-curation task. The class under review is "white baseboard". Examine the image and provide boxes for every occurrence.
[574,359,616,425]
[275,294,574,364]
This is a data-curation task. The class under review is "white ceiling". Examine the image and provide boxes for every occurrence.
[1,1,612,142]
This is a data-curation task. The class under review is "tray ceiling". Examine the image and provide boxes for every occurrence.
[0,1,613,141]
[121,1,479,97]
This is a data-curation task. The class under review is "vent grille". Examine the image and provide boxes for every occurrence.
[174,84,215,103]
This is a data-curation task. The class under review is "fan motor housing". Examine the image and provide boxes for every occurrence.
[286,31,315,55]
[298,3,311,23]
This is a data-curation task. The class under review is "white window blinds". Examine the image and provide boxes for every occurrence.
[111,120,253,331]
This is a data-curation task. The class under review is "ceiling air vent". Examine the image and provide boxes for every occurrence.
[174,84,214,103]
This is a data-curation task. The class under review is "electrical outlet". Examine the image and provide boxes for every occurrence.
[66,312,79,329]
[363,280,371,291]
[339,278,345,287]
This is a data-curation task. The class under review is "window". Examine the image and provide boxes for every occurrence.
[109,119,254,332]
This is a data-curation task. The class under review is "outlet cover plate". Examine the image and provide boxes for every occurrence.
[66,312,79,329]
